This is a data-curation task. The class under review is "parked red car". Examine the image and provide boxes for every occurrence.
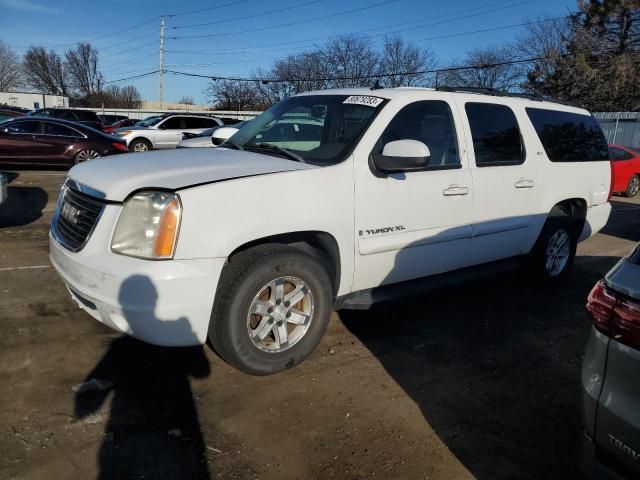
[609,144,640,197]
[103,118,138,133]
[0,117,128,167]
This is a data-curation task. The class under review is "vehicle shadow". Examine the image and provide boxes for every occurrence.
[339,254,621,480]
[0,178,48,227]
[602,200,640,242]
[74,275,211,480]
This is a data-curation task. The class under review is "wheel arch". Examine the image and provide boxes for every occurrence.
[228,231,342,296]
[128,136,152,151]
[549,197,588,236]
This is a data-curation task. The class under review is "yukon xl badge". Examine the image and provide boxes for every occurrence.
[359,226,406,236]
[61,202,81,225]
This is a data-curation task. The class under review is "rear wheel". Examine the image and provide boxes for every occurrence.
[527,215,577,283]
[624,175,639,197]
[130,138,152,153]
[208,244,333,375]
[74,149,100,163]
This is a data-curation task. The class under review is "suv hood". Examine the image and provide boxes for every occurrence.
[113,126,150,133]
[68,148,316,202]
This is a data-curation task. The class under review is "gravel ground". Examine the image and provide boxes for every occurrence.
[0,169,638,480]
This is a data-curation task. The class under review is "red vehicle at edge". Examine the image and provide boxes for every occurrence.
[103,118,138,134]
[608,144,640,197]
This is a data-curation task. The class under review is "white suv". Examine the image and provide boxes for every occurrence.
[114,113,222,152]
[50,87,612,375]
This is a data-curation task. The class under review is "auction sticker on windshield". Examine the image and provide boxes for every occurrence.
[343,96,384,107]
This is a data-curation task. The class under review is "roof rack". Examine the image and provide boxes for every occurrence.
[435,85,576,107]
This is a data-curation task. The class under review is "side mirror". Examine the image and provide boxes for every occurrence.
[372,140,431,173]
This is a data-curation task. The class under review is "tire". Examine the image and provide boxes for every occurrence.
[209,244,333,375]
[526,215,577,284]
[129,138,152,153]
[624,174,639,197]
[74,149,100,164]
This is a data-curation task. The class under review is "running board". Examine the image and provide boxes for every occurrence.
[335,256,524,310]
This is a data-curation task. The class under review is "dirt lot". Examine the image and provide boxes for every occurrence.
[1,169,638,480]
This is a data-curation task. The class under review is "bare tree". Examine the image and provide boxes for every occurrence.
[322,34,379,88]
[270,51,332,96]
[120,85,142,108]
[65,43,103,98]
[0,41,22,91]
[378,35,437,87]
[97,84,142,108]
[23,46,69,95]
[178,96,194,105]
[204,80,264,110]
[440,46,524,91]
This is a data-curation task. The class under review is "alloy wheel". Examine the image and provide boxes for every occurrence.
[629,176,640,196]
[545,229,571,276]
[247,276,314,353]
[76,150,100,162]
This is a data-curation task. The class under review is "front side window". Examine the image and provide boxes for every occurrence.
[466,103,524,166]
[7,120,41,134]
[136,115,164,127]
[160,117,183,130]
[525,108,609,162]
[230,95,385,166]
[374,100,460,168]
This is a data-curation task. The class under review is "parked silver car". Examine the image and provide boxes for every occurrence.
[176,122,247,148]
[582,243,640,479]
[114,113,223,152]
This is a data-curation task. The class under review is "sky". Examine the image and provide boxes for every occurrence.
[0,0,577,104]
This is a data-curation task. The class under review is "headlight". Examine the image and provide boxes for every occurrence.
[111,191,181,259]
[117,130,132,136]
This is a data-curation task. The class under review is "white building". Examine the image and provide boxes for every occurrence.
[0,91,69,110]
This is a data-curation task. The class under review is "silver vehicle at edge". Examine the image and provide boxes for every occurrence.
[582,243,640,479]
[114,113,223,152]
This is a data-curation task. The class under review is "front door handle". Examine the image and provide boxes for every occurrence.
[442,185,469,196]
[515,179,535,189]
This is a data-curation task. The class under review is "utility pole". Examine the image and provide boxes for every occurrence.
[159,16,165,109]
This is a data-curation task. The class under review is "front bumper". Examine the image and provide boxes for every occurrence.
[49,233,225,346]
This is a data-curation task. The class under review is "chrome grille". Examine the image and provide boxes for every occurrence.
[53,185,106,252]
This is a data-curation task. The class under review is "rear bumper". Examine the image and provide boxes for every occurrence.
[579,202,611,242]
[49,233,225,346]
[580,433,628,480]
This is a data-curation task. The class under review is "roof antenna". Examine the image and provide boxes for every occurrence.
[371,79,383,90]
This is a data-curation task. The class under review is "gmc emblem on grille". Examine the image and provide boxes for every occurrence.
[61,202,81,224]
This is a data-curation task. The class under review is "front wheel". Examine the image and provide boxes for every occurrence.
[209,244,333,375]
[129,138,152,153]
[526,216,577,283]
[624,175,639,197]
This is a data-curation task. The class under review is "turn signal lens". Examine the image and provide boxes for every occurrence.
[154,198,180,258]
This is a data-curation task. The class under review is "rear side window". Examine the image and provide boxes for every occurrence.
[526,108,609,162]
[465,103,524,166]
[44,122,81,137]
[74,111,99,121]
[609,147,633,161]
[184,117,210,129]
[56,110,77,121]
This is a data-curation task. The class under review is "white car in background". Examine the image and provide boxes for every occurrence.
[177,121,248,148]
[114,113,223,152]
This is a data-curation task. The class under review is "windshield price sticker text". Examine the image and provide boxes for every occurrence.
[343,96,384,107]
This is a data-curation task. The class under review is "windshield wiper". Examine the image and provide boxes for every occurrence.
[246,143,305,163]
[221,139,244,151]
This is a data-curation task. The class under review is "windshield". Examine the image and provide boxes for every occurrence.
[229,95,385,166]
[135,115,164,127]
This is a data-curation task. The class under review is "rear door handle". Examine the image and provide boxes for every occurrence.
[515,179,535,189]
[442,185,469,196]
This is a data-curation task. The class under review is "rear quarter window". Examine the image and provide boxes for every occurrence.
[525,108,609,162]
[74,111,100,121]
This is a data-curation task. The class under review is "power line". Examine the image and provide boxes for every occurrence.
[100,39,158,60]
[165,0,537,55]
[104,70,160,84]
[171,0,324,29]
[50,17,160,48]
[171,0,402,40]
[167,0,251,18]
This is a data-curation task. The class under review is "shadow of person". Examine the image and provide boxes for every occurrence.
[340,233,622,479]
[74,275,211,480]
